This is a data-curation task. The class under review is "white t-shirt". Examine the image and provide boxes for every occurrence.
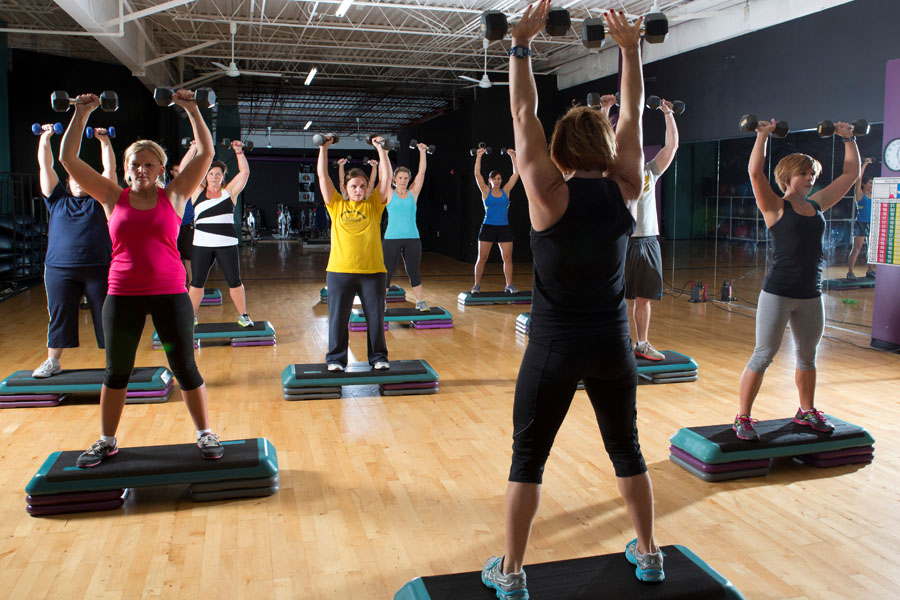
[631,161,660,237]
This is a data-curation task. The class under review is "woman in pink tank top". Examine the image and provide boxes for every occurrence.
[58,90,225,468]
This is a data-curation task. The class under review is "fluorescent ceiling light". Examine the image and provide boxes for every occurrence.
[304,121,312,130]
[304,67,317,85]
[335,0,353,18]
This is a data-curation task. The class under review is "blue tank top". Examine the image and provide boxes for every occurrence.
[384,190,420,239]
[43,183,111,268]
[483,190,510,226]
[856,194,871,223]
[181,198,194,226]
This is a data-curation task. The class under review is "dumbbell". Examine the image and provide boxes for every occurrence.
[221,138,254,151]
[817,119,869,138]
[581,11,669,48]
[51,90,118,112]
[500,148,515,156]
[31,123,63,135]
[739,114,789,139]
[646,95,686,115]
[181,137,193,147]
[366,134,396,151]
[313,133,340,146]
[85,126,116,139]
[195,88,216,109]
[481,7,571,41]
[469,142,492,156]
[409,139,437,154]
[586,92,618,109]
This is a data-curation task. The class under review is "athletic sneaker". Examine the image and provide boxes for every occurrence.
[76,439,118,468]
[846,272,857,281]
[32,358,61,379]
[327,363,344,372]
[505,284,519,294]
[481,556,528,599]
[625,539,665,583]
[373,361,390,371]
[733,414,759,441]
[193,315,199,327]
[415,300,429,312]
[238,313,254,327]
[866,270,876,279]
[793,408,835,433]
[471,284,481,294]
[634,341,665,361]
[198,432,224,459]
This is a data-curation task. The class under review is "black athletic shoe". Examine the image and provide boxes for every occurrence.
[198,433,224,460]
[76,439,118,468]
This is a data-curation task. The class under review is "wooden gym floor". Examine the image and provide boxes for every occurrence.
[0,242,897,599]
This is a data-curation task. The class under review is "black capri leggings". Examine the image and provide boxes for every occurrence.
[102,293,203,391]
[190,245,242,288]
[509,334,646,483]
[383,238,422,288]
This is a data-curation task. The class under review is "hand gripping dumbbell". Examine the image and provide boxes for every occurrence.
[817,118,869,138]
[481,7,572,41]
[154,87,216,109]
[586,92,618,109]
[221,138,254,151]
[581,11,669,48]
[366,134,396,151]
[85,126,116,139]
[469,142,492,157]
[646,95,686,115]
[409,139,437,154]
[51,91,118,113]
[31,123,63,135]
[500,148,515,156]
[313,133,340,146]
[739,114,789,139]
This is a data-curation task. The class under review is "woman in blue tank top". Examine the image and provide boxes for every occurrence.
[733,118,860,443]
[472,146,519,294]
[847,157,874,279]
[383,142,429,310]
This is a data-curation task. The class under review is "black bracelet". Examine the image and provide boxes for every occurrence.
[843,136,856,143]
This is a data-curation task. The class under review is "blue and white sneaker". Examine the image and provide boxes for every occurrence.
[481,556,528,599]
[625,539,664,583]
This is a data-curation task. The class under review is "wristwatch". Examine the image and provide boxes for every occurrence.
[509,45,532,59]
[843,136,856,143]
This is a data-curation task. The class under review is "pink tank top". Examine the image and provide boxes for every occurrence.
[107,188,187,296]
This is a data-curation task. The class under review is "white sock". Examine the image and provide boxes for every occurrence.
[101,435,116,446]
[48,357,60,364]
[197,428,212,439]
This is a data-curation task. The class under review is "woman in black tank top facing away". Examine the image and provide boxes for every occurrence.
[733,119,860,442]
[480,6,664,598]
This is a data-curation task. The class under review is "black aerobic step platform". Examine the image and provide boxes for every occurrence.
[152,321,276,348]
[25,437,278,515]
[394,545,744,600]
[320,285,406,304]
[281,359,439,400]
[0,367,175,407]
[569,351,698,389]
[669,416,875,481]
[824,276,875,290]
[457,290,532,305]
[349,307,453,331]
[201,287,222,305]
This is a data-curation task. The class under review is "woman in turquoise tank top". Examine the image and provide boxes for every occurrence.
[472,146,519,294]
[383,142,429,310]
[847,157,875,279]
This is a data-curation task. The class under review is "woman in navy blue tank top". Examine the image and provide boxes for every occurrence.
[733,118,860,442]
[480,7,665,598]
[472,146,519,294]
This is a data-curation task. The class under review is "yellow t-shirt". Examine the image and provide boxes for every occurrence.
[325,189,387,273]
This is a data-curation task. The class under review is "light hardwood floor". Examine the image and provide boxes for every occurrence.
[0,242,897,599]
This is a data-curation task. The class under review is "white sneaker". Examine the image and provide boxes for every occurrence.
[471,284,481,294]
[32,358,61,378]
[373,361,390,371]
[237,313,254,327]
[327,363,344,372]
[505,284,519,294]
[415,300,429,312]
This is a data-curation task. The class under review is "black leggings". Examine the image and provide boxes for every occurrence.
[382,238,422,288]
[102,293,203,391]
[509,335,646,483]
[190,245,242,288]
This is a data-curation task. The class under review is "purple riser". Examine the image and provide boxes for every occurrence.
[27,489,125,506]
[669,445,772,473]
[386,297,405,303]
[511,300,532,304]
[1,393,62,401]
[412,322,454,329]
[798,454,874,468]
[200,300,222,305]
[27,498,124,516]
[0,399,62,408]
[349,324,389,331]
[126,382,174,398]
[801,445,874,459]
[231,340,275,347]
[154,342,199,349]
[381,381,440,390]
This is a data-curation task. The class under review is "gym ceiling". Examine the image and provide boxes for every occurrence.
[0,0,854,136]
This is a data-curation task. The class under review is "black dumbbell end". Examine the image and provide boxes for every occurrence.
[739,114,759,133]
[586,92,602,108]
[853,118,869,136]
[773,121,789,139]
[672,100,686,116]
[644,12,669,44]
[545,8,572,37]
[99,91,119,112]
[817,119,835,138]
[481,11,508,41]
[581,18,605,49]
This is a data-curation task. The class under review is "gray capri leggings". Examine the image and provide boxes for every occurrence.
[746,290,824,373]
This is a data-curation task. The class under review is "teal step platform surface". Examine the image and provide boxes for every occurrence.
[394,545,744,599]
[26,438,278,497]
[320,285,406,303]
[282,359,438,399]
[823,276,875,290]
[153,321,275,341]
[350,307,452,323]
[670,416,875,465]
[457,290,532,305]
[0,367,172,394]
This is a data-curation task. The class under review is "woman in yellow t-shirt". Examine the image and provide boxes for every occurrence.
[317,135,394,371]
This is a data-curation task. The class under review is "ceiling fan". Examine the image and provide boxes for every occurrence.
[211,22,283,78]
[458,38,508,89]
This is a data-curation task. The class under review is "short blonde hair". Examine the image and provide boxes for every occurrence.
[774,153,822,193]
[123,140,168,185]
[549,105,616,174]
[393,166,411,181]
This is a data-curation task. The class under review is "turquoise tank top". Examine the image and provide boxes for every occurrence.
[384,190,420,239]
[483,190,510,226]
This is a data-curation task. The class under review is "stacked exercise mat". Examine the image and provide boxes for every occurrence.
[320,285,406,304]
[669,417,875,481]
[457,289,532,305]
[349,307,454,331]
[0,367,175,407]
[281,359,439,400]
[24,437,279,516]
[152,321,276,349]
[201,287,223,305]
[515,312,531,335]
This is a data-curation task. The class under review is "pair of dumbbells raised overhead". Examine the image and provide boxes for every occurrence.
[330,155,354,167]
[469,142,492,156]
[153,87,217,109]
[739,114,790,138]
[817,118,869,138]
[408,139,437,154]
[51,90,118,113]
[587,92,685,115]
[481,8,668,45]
[220,138,253,151]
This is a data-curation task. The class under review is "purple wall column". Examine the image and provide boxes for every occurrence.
[871,59,900,350]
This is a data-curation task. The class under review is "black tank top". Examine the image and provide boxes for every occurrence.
[529,177,634,341]
[762,200,825,299]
